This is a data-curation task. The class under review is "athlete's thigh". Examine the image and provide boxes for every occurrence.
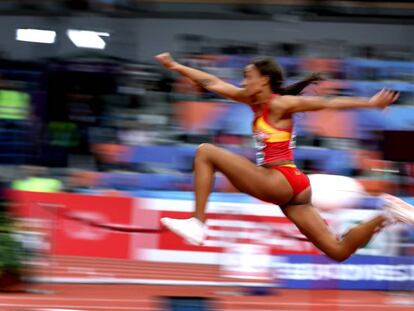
[282,203,339,255]
[198,144,292,202]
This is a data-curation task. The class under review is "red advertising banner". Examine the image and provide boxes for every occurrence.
[10,191,325,265]
[10,190,134,259]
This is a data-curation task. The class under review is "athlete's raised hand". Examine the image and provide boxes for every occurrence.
[368,88,399,109]
[155,52,179,71]
[154,52,250,104]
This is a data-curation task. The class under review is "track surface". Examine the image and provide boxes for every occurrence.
[0,256,413,311]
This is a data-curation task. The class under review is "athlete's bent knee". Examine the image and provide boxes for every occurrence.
[325,249,351,262]
[197,143,214,151]
[195,143,213,162]
[196,143,215,157]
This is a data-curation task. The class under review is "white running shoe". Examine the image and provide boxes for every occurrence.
[160,217,206,245]
[381,193,414,225]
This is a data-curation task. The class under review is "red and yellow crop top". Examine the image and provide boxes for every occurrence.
[252,94,296,165]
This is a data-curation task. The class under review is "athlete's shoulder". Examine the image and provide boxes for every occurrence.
[272,94,297,104]
[267,96,294,120]
[270,95,295,112]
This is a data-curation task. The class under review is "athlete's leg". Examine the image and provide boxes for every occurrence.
[282,200,388,262]
[193,143,292,221]
[161,143,293,245]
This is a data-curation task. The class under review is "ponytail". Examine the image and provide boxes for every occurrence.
[251,57,324,96]
[279,73,324,96]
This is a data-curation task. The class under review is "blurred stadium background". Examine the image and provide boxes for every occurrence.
[0,0,414,310]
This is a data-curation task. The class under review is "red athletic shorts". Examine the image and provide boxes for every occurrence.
[272,165,310,195]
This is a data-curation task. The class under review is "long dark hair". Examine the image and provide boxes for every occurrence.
[251,57,323,95]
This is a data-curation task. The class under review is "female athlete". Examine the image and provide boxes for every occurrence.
[156,52,413,262]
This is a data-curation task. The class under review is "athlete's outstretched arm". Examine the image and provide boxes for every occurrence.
[279,88,399,113]
[155,52,249,104]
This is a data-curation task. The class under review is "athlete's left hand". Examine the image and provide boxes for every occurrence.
[368,88,399,110]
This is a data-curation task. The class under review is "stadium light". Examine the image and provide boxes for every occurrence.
[16,29,56,44]
[67,29,109,49]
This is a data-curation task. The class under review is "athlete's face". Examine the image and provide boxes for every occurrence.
[241,64,269,97]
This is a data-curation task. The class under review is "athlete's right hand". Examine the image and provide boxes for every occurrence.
[368,88,399,109]
[155,52,179,71]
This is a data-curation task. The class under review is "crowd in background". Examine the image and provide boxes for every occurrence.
[0,37,413,197]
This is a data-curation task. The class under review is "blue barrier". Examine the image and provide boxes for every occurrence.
[275,255,414,290]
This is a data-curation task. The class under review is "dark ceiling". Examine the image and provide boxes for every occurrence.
[3,1,414,24]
